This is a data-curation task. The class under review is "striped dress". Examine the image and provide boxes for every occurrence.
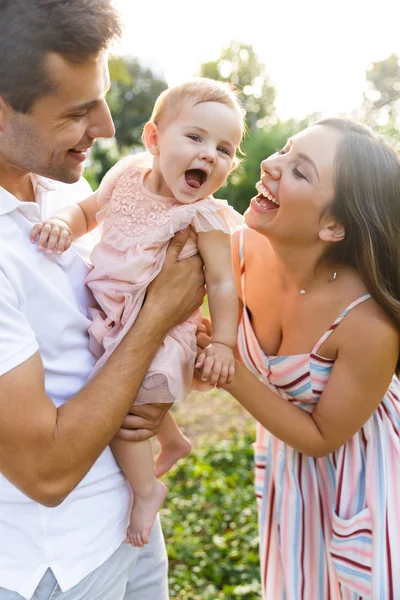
[237,230,400,599]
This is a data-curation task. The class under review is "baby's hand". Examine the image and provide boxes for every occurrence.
[30,219,73,254]
[195,342,235,387]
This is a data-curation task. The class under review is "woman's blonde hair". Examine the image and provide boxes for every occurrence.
[144,77,246,159]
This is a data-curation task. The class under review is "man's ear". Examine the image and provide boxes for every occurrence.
[143,121,160,155]
[319,218,345,243]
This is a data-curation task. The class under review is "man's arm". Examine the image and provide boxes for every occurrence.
[0,229,204,507]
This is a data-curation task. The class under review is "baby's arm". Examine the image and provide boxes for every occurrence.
[196,230,238,386]
[30,192,101,254]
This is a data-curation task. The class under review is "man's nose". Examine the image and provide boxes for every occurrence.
[86,100,115,141]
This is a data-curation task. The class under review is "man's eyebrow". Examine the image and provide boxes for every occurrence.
[64,84,112,115]
[297,153,320,181]
[64,99,98,114]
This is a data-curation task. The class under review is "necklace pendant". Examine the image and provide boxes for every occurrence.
[300,289,306,295]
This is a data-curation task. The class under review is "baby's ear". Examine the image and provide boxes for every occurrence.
[229,155,241,173]
[143,121,160,155]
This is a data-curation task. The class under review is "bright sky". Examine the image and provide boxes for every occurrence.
[113,0,400,121]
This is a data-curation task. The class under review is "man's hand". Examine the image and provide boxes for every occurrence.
[144,228,206,334]
[116,402,171,441]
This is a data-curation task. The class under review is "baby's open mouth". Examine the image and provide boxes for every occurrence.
[185,169,208,189]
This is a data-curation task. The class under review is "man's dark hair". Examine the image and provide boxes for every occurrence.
[0,0,122,113]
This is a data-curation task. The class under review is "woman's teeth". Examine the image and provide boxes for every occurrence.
[255,181,280,206]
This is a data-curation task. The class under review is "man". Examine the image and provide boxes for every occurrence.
[0,1,204,598]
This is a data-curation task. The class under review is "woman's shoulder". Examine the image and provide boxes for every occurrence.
[232,226,274,271]
[334,290,399,359]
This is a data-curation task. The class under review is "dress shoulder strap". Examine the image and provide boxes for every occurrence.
[312,293,372,354]
[239,227,247,306]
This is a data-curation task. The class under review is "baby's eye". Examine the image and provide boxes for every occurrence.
[218,146,231,157]
[187,134,201,142]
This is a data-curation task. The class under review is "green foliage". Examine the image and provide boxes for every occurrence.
[363,54,400,148]
[108,56,167,150]
[200,41,275,129]
[162,434,261,600]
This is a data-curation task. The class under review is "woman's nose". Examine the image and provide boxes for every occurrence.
[261,156,281,180]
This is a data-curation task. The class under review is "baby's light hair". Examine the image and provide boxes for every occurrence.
[144,77,246,160]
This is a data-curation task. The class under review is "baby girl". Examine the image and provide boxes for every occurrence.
[31,78,245,547]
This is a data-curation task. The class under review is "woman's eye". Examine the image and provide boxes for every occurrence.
[292,167,307,181]
[277,146,289,155]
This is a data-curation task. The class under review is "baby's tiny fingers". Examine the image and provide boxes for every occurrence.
[218,363,229,386]
[56,230,71,254]
[210,360,222,386]
[30,223,43,243]
[37,224,52,249]
[201,356,215,381]
[227,362,236,385]
[46,226,61,253]
[195,352,206,369]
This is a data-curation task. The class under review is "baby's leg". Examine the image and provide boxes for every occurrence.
[155,411,192,478]
[110,437,167,547]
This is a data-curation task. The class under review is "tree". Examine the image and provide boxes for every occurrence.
[107,56,167,150]
[85,57,167,187]
[200,41,276,129]
[363,54,400,146]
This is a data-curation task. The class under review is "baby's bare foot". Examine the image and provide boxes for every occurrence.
[126,480,167,547]
[155,436,192,478]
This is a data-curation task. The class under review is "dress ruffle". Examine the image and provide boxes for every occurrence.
[98,195,244,252]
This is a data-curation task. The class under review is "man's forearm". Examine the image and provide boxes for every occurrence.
[37,304,166,504]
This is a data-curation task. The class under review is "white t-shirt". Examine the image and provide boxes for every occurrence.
[0,175,131,599]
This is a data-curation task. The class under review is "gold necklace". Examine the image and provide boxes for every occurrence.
[300,272,337,295]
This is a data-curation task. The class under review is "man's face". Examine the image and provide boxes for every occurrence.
[0,50,115,183]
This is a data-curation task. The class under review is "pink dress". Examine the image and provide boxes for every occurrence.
[85,157,243,405]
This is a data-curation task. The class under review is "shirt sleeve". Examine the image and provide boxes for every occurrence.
[0,269,39,377]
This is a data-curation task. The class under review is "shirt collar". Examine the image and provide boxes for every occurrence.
[0,174,56,216]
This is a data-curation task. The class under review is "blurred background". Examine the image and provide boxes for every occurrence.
[86,0,400,217]
[90,3,400,598]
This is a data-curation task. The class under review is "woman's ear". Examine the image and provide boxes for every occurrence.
[319,219,345,243]
[143,121,160,155]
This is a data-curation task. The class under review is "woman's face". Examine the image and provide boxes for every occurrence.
[244,125,342,244]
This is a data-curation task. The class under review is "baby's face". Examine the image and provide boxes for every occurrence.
[155,101,243,204]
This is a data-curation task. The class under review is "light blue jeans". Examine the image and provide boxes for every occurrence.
[0,517,168,600]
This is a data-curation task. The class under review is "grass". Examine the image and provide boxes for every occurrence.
[159,389,261,599]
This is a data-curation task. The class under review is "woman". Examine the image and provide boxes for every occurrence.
[199,119,400,599]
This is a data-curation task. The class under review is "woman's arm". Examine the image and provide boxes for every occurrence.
[225,309,399,457]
